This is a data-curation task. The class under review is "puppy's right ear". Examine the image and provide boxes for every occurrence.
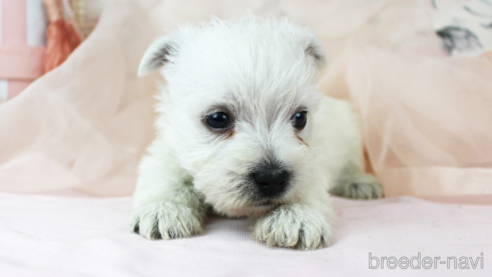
[138,36,176,77]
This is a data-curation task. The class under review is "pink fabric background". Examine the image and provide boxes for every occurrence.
[1,0,491,197]
[0,0,491,276]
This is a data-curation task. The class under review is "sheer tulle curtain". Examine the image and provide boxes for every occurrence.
[0,0,490,197]
[313,0,492,196]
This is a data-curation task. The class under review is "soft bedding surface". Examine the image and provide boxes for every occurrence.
[1,193,491,277]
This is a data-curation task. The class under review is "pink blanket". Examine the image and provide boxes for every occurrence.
[1,192,490,276]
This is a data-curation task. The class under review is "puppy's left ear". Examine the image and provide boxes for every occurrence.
[138,36,177,77]
[305,38,327,70]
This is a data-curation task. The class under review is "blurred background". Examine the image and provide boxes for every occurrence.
[1,0,491,102]
[0,0,491,197]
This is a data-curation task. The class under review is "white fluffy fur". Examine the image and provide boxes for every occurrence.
[131,16,381,250]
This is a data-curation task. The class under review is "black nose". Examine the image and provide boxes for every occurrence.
[252,169,290,198]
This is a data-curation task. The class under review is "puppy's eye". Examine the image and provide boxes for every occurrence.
[206,112,231,129]
[292,111,307,130]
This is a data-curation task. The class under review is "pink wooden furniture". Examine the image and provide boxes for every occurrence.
[0,0,46,103]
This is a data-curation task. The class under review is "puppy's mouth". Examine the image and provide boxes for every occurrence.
[252,200,274,207]
[250,199,284,208]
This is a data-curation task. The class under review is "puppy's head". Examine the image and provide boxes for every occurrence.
[140,16,326,217]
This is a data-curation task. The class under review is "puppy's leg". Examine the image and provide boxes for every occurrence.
[313,96,382,200]
[327,101,382,199]
[130,140,205,240]
[330,162,382,200]
[251,189,334,250]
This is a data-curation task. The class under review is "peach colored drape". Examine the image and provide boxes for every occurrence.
[0,0,491,197]
[0,0,159,196]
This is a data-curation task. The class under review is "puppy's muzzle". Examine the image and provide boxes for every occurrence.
[252,167,291,198]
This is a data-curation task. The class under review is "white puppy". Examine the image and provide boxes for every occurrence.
[131,16,381,250]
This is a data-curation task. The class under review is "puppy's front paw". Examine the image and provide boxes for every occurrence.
[130,201,203,240]
[252,204,332,250]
